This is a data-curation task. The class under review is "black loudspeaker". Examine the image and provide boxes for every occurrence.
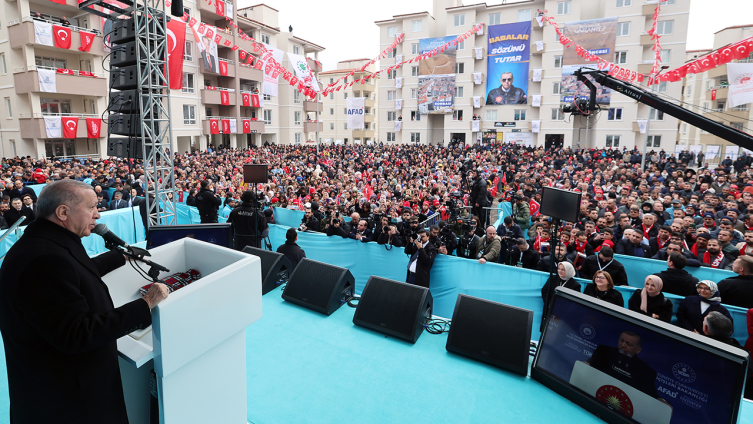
[242,246,292,295]
[282,259,354,315]
[353,276,432,344]
[107,137,127,157]
[446,294,533,376]
[171,0,184,18]
[110,19,136,44]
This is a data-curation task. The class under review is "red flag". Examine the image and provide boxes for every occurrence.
[529,199,540,217]
[215,0,225,17]
[251,94,260,108]
[210,119,220,134]
[86,118,101,138]
[711,89,717,101]
[53,25,72,49]
[79,71,95,77]
[220,90,230,105]
[56,68,74,75]
[243,119,251,133]
[247,55,254,65]
[239,50,247,61]
[166,19,186,90]
[242,92,250,106]
[79,31,95,52]
[62,117,78,139]
[219,60,228,76]
[221,119,230,134]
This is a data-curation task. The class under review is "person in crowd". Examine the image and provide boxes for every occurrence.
[108,191,127,210]
[404,228,437,288]
[509,238,539,270]
[476,226,501,264]
[377,223,404,247]
[739,230,753,257]
[718,256,753,309]
[536,243,572,273]
[227,190,268,250]
[21,194,35,213]
[614,229,651,257]
[348,219,372,242]
[702,311,743,348]
[9,180,36,203]
[628,275,673,322]
[541,262,580,330]
[195,180,221,223]
[276,228,306,270]
[326,214,348,238]
[496,215,524,240]
[677,280,732,334]
[651,240,702,266]
[299,207,320,233]
[700,239,734,270]
[579,246,628,286]
[511,194,531,233]
[96,193,108,212]
[652,251,699,297]
[691,232,711,258]
[4,198,34,226]
[583,270,624,307]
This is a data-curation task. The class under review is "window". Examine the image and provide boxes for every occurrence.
[264,94,271,101]
[614,51,628,64]
[646,135,662,147]
[388,26,397,37]
[551,108,564,120]
[686,85,692,97]
[649,109,664,120]
[657,81,668,92]
[518,9,531,22]
[607,108,623,120]
[388,91,396,100]
[329,93,334,100]
[606,135,621,148]
[293,90,301,104]
[412,43,419,55]
[344,92,348,99]
[411,89,417,99]
[364,122,370,130]
[732,104,749,111]
[489,13,501,26]
[557,1,571,15]
[294,111,302,125]
[731,122,745,131]
[293,45,300,55]
[552,82,561,95]
[40,98,72,115]
[388,69,397,79]
[657,20,673,35]
[411,66,419,77]
[263,109,272,125]
[387,132,395,142]
[184,41,193,61]
[455,86,464,98]
[295,133,302,144]
[411,111,419,121]
[665,0,675,4]
[261,34,270,44]
[455,63,465,74]
[0,54,6,74]
[617,22,630,37]
[343,123,347,130]
[453,110,464,120]
[205,107,212,117]
[330,123,334,130]
[616,0,631,7]
[344,108,347,114]
[457,40,465,50]
[182,105,196,125]
[514,109,526,120]
[387,50,395,59]
[329,108,334,115]
[387,111,396,121]
[454,14,465,27]
[411,20,422,32]
[554,55,563,68]
[35,56,66,69]
[183,6,190,17]
[411,132,420,142]
[182,73,194,93]
[5,97,11,118]
[486,110,497,121]
[682,123,688,134]
[660,49,671,63]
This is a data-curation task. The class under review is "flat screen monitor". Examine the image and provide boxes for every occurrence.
[243,164,268,184]
[540,186,581,222]
[532,289,748,424]
[146,224,233,249]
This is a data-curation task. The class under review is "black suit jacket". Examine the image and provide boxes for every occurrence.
[9,186,37,202]
[0,219,151,423]
[718,275,753,309]
[579,255,628,286]
[405,241,438,288]
[676,295,732,333]
[4,206,35,227]
[653,268,699,297]
[614,238,651,257]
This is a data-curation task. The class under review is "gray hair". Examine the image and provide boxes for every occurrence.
[37,179,94,219]
[704,311,734,337]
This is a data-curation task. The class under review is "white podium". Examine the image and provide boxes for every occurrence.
[102,238,262,424]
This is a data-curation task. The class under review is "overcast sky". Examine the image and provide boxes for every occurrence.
[238,0,753,71]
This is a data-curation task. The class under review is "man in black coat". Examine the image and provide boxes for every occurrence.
[614,229,651,258]
[4,198,35,227]
[405,228,438,288]
[579,247,628,286]
[536,243,572,273]
[718,256,753,308]
[587,331,658,398]
[348,219,373,242]
[299,206,320,233]
[195,180,221,223]
[8,180,37,203]
[228,190,268,250]
[276,228,306,269]
[653,251,699,297]
[509,238,540,270]
[0,179,168,423]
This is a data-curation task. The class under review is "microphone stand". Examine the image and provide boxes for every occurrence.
[105,241,170,283]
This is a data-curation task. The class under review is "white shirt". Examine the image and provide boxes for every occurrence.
[409,241,427,273]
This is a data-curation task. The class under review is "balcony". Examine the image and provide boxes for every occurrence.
[246,120,265,133]
[643,3,657,15]
[637,62,653,75]
[531,42,545,55]
[307,57,322,73]
[303,122,323,133]
[19,114,100,139]
[706,86,728,100]
[201,117,265,135]
[197,0,232,22]
[14,68,108,95]
[303,100,322,112]
[237,63,264,82]
[704,108,750,122]
[9,19,105,55]
[201,88,237,105]
[199,58,236,78]
[640,34,654,46]
[707,66,727,80]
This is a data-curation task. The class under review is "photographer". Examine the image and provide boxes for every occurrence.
[310,201,325,232]
[195,180,221,223]
[510,238,540,270]
[377,224,404,247]
[299,207,320,232]
[405,228,437,288]
[403,217,422,244]
[457,220,481,259]
[497,216,524,239]
[372,214,390,240]
[348,219,373,242]
[437,221,458,256]
[476,226,502,264]
[469,170,486,219]
[326,214,348,238]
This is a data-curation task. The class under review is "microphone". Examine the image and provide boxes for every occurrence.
[92,223,129,249]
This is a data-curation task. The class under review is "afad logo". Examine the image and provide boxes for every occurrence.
[734,73,753,86]
[672,363,697,383]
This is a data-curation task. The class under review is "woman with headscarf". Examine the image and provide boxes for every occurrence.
[583,270,624,308]
[540,262,581,331]
[628,275,673,322]
[676,280,732,334]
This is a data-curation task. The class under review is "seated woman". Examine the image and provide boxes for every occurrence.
[628,275,673,322]
[676,280,732,334]
[583,270,624,308]
[540,262,580,330]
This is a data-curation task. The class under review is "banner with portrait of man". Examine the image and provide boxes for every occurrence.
[560,17,618,104]
[418,36,457,114]
[187,19,219,74]
[486,22,530,105]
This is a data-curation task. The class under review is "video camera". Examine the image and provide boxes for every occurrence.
[561,97,591,116]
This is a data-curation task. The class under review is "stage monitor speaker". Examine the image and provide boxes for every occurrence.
[282,259,354,315]
[445,294,533,376]
[241,246,293,295]
[353,277,432,344]
[243,164,268,184]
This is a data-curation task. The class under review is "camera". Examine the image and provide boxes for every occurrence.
[298,223,306,232]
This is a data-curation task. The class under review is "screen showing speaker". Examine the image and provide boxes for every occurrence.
[540,186,581,223]
[147,224,233,249]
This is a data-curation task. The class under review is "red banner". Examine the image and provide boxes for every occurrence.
[215,0,225,17]
[209,119,219,134]
[86,118,101,138]
[56,68,74,75]
[242,92,250,107]
[166,19,186,90]
[62,117,78,139]
[219,60,228,76]
[243,119,251,133]
[239,50,247,61]
[712,89,717,101]
[221,119,230,134]
[251,94,260,108]
[79,31,95,52]
[49,0,66,5]
[220,90,230,105]
[53,25,72,49]
[79,71,95,77]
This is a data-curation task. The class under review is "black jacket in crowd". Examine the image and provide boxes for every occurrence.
[510,244,540,270]
[194,188,221,223]
[628,291,673,322]
[579,255,628,286]
[676,295,732,334]
[405,240,438,288]
[718,275,753,309]
[583,283,625,308]
[276,241,306,270]
[652,268,699,297]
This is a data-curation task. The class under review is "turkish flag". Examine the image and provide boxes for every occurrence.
[529,199,540,217]
[243,119,251,133]
[86,118,101,138]
[251,94,260,108]
[221,119,230,134]
[216,0,225,17]
[166,19,186,90]
[219,60,228,76]
[242,92,250,106]
[240,50,247,61]
[712,89,717,101]
[62,117,78,139]
[79,31,95,52]
[53,25,72,49]
[210,119,220,134]
[56,68,74,75]
[220,90,230,105]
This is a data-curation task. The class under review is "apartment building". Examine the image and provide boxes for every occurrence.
[319,58,379,144]
[678,25,753,163]
[0,0,110,158]
[375,0,690,150]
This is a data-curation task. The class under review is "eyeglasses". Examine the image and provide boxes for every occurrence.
[501,78,512,82]
[697,286,711,292]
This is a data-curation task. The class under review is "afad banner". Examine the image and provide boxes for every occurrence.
[485,22,531,105]
[418,36,456,114]
[560,17,618,104]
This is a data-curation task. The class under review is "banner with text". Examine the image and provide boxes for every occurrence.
[418,36,457,114]
[486,22,531,105]
[346,97,365,130]
[560,17,618,104]
[261,43,284,97]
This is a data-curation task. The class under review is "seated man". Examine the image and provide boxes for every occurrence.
[651,239,702,267]
[653,251,699,297]
[700,239,733,270]
[702,311,743,348]
[579,246,628,286]
[718,256,753,308]
[537,243,572,273]
[509,238,540,270]
[348,219,373,243]
[614,229,651,258]
[276,228,306,270]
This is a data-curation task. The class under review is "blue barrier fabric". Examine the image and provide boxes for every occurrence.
[613,253,737,288]
[27,184,46,197]
[492,201,513,229]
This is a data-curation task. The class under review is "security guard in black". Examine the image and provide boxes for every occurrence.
[228,190,268,250]
[195,180,221,223]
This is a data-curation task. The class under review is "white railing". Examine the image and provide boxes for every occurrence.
[21,16,98,35]
[19,112,100,119]
[205,116,236,120]
[219,58,234,65]
[203,87,236,92]
[8,19,20,26]
[27,65,104,78]
[240,90,259,95]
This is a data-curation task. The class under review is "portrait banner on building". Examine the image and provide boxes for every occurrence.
[418,36,457,114]
[486,22,530,105]
[560,17,618,104]
[187,20,219,74]
[346,97,365,130]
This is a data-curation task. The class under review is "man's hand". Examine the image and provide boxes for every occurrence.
[478,258,487,264]
[438,246,448,255]
[300,225,307,231]
[356,233,362,240]
[142,283,169,309]
[414,239,422,249]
